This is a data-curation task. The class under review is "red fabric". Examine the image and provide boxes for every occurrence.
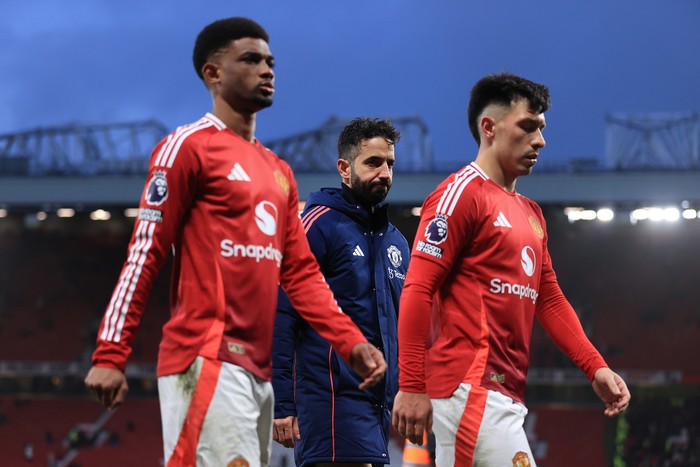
[167,358,222,466]
[455,385,488,465]
[93,114,366,380]
[398,163,607,403]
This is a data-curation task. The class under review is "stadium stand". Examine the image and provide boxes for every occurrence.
[0,396,162,466]
[1,116,700,465]
[622,395,700,465]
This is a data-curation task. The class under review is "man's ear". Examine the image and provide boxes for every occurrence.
[201,62,220,87]
[337,158,351,184]
[480,115,496,141]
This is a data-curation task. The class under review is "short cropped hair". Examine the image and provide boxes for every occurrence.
[467,72,551,145]
[193,17,269,80]
[337,118,401,164]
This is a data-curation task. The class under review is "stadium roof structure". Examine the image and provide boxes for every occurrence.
[1,117,700,207]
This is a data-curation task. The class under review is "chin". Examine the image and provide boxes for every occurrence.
[253,96,274,110]
[371,194,389,205]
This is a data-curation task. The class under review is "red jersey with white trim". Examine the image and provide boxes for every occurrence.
[398,162,607,403]
[92,113,366,380]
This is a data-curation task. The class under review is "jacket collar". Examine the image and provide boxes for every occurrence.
[307,186,389,230]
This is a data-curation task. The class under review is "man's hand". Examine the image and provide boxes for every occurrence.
[84,366,129,410]
[391,390,433,445]
[350,342,387,390]
[592,367,630,417]
[273,416,300,448]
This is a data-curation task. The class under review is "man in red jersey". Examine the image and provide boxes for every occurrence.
[391,73,630,466]
[84,17,386,467]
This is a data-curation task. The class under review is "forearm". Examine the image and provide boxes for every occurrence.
[537,281,608,380]
[398,276,438,392]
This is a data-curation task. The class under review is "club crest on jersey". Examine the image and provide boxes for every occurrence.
[273,169,290,196]
[387,245,403,268]
[512,451,531,467]
[424,215,448,245]
[228,456,250,467]
[145,171,168,206]
[529,215,544,239]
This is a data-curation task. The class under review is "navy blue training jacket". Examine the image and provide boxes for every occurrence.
[272,186,410,466]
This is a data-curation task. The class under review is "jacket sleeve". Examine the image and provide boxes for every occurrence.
[535,210,608,380]
[273,206,333,418]
[91,132,202,371]
[278,168,367,364]
[272,287,301,418]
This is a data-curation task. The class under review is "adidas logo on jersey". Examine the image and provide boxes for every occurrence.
[227,163,251,182]
[493,211,512,228]
[352,245,365,257]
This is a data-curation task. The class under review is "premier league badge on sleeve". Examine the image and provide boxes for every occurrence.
[425,215,448,245]
[145,171,169,206]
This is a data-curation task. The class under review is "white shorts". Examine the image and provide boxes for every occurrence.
[158,356,274,467]
[431,383,535,467]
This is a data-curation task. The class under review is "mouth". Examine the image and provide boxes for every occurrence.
[524,154,538,166]
[259,83,275,96]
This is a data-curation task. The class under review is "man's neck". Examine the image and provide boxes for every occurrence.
[211,99,257,142]
[474,151,517,192]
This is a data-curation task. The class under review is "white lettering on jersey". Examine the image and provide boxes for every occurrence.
[416,240,443,259]
[220,239,283,267]
[489,278,539,304]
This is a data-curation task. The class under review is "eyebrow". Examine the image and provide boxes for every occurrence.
[364,155,395,163]
[240,50,275,61]
[520,116,546,130]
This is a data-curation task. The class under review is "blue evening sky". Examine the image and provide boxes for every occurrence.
[1,0,699,167]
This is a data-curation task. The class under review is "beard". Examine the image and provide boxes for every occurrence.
[350,171,391,207]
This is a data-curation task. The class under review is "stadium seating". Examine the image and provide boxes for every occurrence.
[1,210,699,465]
[0,396,163,466]
[532,215,700,376]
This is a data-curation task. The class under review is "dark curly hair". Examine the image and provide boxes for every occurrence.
[337,118,401,163]
[467,72,551,145]
[193,17,269,81]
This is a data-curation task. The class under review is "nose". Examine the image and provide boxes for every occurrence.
[261,62,274,79]
[378,162,392,181]
[533,129,546,149]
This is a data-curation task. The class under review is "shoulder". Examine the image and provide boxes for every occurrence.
[153,115,224,168]
[257,141,288,168]
[387,223,410,247]
[427,164,488,215]
[172,114,226,146]
[517,192,544,216]
[300,204,340,235]
[258,143,299,187]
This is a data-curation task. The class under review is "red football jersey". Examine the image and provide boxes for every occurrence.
[93,113,366,380]
[399,162,607,403]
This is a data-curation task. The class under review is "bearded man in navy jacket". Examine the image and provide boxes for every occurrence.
[272,117,410,467]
